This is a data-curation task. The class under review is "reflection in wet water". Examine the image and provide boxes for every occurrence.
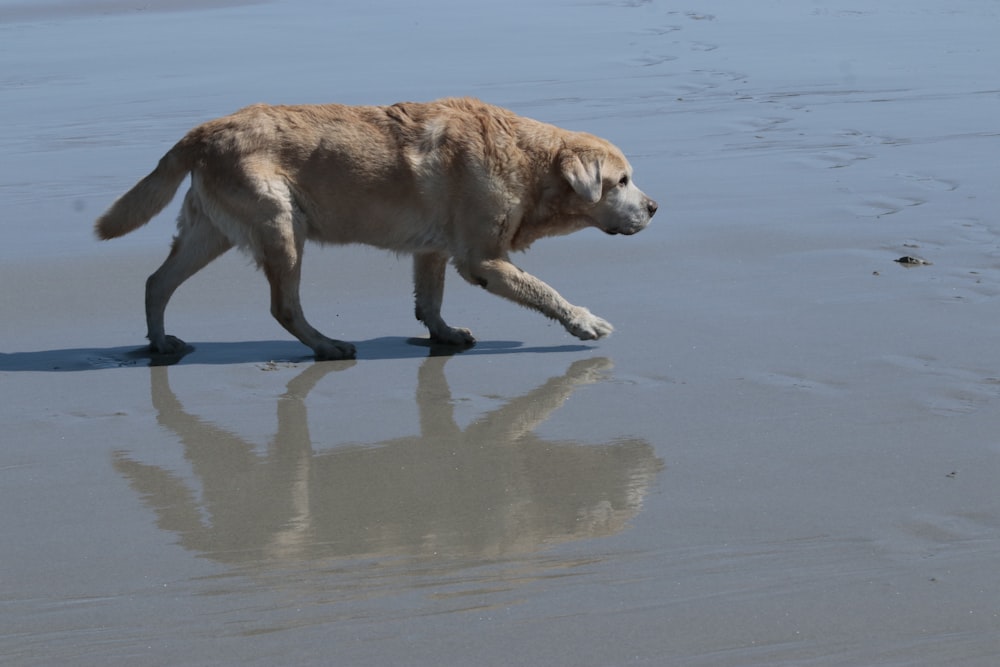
[114,357,663,569]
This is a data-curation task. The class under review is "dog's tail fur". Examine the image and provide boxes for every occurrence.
[94,132,201,240]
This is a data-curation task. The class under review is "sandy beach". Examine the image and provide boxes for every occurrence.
[2,1,999,665]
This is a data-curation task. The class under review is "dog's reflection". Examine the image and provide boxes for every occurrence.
[114,356,663,564]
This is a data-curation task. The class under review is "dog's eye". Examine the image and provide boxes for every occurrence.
[618,175,630,187]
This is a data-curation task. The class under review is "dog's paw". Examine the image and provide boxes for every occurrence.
[314,339,357,361]
[566,309,614,340]
[430,326,477,347]
[150,334,189,355]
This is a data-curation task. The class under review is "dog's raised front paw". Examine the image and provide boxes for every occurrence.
[566,308,614,341]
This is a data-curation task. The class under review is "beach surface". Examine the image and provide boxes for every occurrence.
[2,1,999,665]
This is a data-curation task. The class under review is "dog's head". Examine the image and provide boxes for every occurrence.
[560,137,657,236]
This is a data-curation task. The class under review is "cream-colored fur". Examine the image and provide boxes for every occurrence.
[95,97,657,360]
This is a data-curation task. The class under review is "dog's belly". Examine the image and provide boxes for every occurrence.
[302,205,452,255]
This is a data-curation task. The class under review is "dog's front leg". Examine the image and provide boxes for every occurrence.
[413,252,476,345]
[455,258,613,340]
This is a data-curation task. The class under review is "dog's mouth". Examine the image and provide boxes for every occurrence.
[603,226,641,236]
[602,214,652,236]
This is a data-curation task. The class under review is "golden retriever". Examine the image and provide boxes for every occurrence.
[95,97,657,360]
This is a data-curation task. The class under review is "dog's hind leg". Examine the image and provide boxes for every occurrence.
[255,217,356,361]
[413,252,476,346]
[145,190,232,354]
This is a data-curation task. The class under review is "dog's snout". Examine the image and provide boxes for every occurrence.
[646,198,658,217]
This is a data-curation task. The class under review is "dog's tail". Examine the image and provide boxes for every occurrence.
[94,131,201,240]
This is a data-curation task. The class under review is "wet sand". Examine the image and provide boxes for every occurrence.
[2,1,999,665]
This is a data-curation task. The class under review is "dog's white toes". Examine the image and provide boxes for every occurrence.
[591,317,614,339]
[567,309,614,341]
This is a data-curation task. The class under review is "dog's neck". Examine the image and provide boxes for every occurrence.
[511,184,593,251]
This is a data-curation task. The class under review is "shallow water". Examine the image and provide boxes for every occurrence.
[2,1,1000,665]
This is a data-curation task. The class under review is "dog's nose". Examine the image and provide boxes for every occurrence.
[646,198,658,217]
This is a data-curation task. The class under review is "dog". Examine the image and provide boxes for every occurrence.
[95,97,657,360]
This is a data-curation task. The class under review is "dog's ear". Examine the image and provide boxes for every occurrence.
[560,153,603,204]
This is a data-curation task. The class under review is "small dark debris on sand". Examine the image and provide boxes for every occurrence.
[895,256,932,267]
